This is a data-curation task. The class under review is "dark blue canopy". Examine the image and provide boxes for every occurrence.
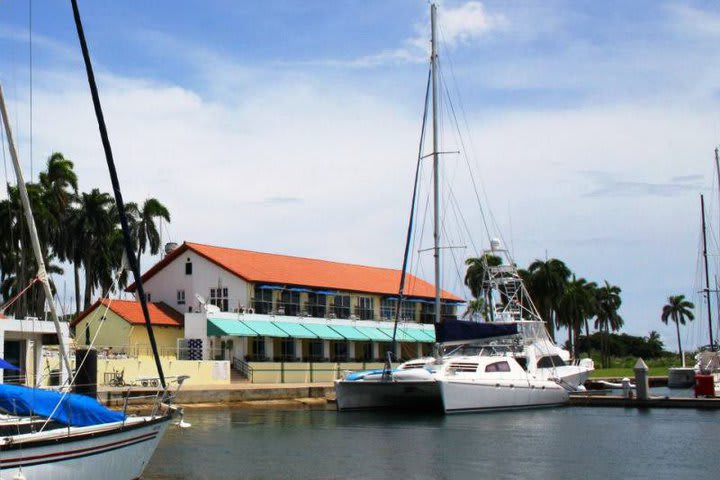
[0,384,125,427]
[434,319,518,344]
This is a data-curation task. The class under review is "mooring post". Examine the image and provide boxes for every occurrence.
[634,358,650,400]
[622,377,632,399]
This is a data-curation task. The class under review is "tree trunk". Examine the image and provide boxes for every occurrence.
[83,259,93,310]
[675,320,684,367]
[74,262,81,314]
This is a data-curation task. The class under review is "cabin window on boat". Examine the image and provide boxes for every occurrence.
[485,361,511,373]
[333,295,351,319]
[536,355,565,368]
[210,287,229,312]
[357,297,374,320]
[307,293,326,318]
[253,287,273,314]
[380,299,395,320]
[281,291,300,316]
[177,289,185,305]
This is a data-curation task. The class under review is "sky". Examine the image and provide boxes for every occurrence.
[2,0,720,351]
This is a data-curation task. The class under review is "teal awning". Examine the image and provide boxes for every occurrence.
[273,321,317,339]
[414,329,436,342]
[207,318,257,337]
[303,323,345,340]
[354,326,392,342]
[329,325,370,341]
[242,320,289,338]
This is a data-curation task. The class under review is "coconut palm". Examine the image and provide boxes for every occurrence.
[136,198,170,271]
[594,280,624,368]
[661,295,695,367]
[76,189,115,308]
[526,258,571,340]
[558,275,597,358]
[464,254,501,320]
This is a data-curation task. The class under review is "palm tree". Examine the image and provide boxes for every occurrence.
[526,258,571,340]
[464,254,502,320]
[661,295,695,367]
[558,275,597,358]
[594,280,624,368]
[76,189,115,308]
[136,198,170,271]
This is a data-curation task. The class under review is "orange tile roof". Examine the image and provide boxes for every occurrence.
[70,299,183,328]
[128,241,463,302]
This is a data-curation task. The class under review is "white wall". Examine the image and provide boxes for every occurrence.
[142,250,250,313]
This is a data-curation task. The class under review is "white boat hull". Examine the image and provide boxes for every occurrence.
[439,379,568,413]
[335,379,442,411]
[0,415,172,480]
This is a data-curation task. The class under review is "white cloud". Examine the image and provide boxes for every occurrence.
[668,4,720,37]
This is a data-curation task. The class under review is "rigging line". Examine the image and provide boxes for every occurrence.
[29,0,34,179]
[437,66,495,252]
[391,67,432,348]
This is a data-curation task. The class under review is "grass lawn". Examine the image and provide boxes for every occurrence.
[590,367,669,378]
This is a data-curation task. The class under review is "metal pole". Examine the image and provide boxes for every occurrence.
[701,194,715,350]
[0,83,73,381]
[431,3,441,325]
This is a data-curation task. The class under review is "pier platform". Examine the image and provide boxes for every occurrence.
[570,393,720,409]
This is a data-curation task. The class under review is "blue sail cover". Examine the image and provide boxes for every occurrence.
[434,319,518,344]
[0,384,125,427]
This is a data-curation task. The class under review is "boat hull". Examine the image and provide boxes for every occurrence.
[0,414,172,480]
[439,379,568,413]
[335,380,442,412]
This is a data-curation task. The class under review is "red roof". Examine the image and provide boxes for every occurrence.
[128,241,462,301]
[70,299,183,328]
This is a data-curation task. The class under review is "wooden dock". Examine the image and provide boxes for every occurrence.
[570,393,720,409]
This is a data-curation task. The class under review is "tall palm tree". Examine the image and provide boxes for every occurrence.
[136,198,170,271]
[558,275,597,358]
[594,280,623,368]
[527,258,571,340]
[464,254,501,320]
[76,189,115,308]
[661,295,694,367]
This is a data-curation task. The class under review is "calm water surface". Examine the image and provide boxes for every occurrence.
[145,403,719,480]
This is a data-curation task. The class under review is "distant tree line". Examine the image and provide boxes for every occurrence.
[0,152,170,319]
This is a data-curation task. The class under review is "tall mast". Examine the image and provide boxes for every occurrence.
[431,3,441,325]
[0,84,73,382]
[701,194,715,350]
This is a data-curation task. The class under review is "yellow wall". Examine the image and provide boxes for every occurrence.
[249,361,384,383]
[98,356,230,386]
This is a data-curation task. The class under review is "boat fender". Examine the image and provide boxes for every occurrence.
[247,308,255,314]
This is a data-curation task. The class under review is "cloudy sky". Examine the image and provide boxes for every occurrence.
[2,1,720,350]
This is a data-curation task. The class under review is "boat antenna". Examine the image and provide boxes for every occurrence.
[701,193,715,351]
[0,83,74,381]
[70,0,166,388]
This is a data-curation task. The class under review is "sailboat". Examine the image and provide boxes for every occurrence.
[335,3,592,413]
[0,1,182,477]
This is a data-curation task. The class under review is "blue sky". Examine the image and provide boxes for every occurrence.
[2,1,720,351]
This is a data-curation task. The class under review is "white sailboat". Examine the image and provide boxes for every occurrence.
[336,3,592,413]
[0,1,183,477]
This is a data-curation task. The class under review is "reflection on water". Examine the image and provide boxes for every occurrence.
[145,405,720,480]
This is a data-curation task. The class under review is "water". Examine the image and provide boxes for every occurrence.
[145,405,720,480]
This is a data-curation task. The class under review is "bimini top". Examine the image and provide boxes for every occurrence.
[0,384,125,427]
[434,319,518,345]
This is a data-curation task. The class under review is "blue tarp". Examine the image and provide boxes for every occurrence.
[0,384,125,427]
[0,358,19,370]
[434,319,518,344]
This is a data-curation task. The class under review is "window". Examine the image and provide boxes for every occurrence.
[253,286,273,314]
[177,290,186,305]
[333,295,350,319]
[485,361,511,373]
[441,303,457,320]
[145,293,152,302]
[359,342,372,361]
[280,291,300,316]
[356,297,374,320]
[332,341,348,362]
[185,261,192,275]
[420,303,435,324]
[400,301,415,322]
[308,340,324,361]
[251,337,266,361]
[279,338,295,361]
[210,287,229,312]
[380,299,396,320]
[307,293,326,318]
[537,355,565,368]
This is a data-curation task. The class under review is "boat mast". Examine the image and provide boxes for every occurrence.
[701,194,715,350]
[431,3,441,325]
[0,83,73,382]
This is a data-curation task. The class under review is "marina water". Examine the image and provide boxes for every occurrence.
[145,404,719,479]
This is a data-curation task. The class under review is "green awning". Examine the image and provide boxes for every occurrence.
[272,321,318,339]
[377,327,418,342]
[303,323,345,340]
[415,329,436,342]
[403,328,434,342]
[207,318,257,337]
[329,325,370,341]
[354,326,392,342]
[241,320,289,338]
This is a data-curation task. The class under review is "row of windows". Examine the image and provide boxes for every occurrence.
[247,338,396,362]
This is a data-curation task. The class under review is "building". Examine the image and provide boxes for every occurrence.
[70,299,184,355]
[128,241,464,365]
